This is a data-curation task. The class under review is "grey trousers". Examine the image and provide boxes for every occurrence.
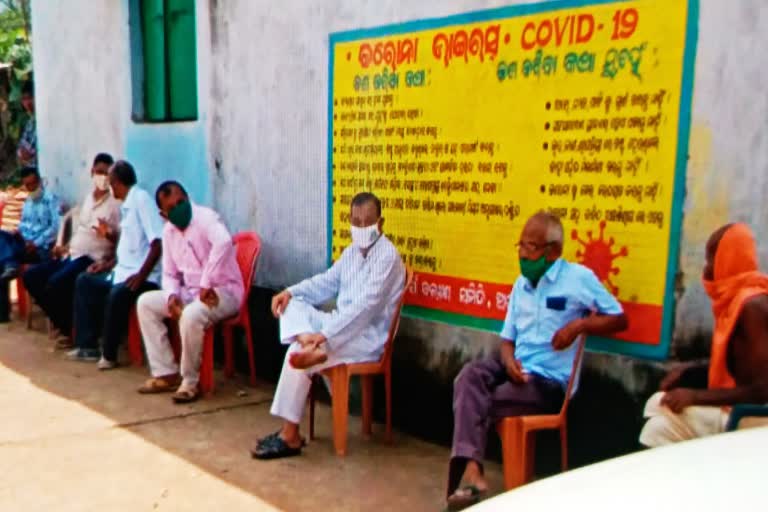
[448,352,564,496]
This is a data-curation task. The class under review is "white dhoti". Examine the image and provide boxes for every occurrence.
[270,299,384,424]
[639,391,768,447]
[137,288,241,390]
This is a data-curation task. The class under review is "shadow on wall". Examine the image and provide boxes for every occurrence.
[234,287,655,473]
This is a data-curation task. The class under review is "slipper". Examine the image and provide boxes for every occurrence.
[251,436,302,460]
[446,485,487,511]
[172,388,200,404]
[138,377,179,394]
[250,431,307,456]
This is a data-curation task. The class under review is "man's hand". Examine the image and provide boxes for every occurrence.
[551,319,583,351]
[24,240,37,255]
[504,356,528,384]
[271,290,292,318]
[168,294,184,321]
[52,245,68,259]
[661,388,698,414]
[200,288,219,309]
[87,259,115,274]
[660,365,690,392]
[92,218,112,239]
[124,272,147,292]
[297,333,327,350]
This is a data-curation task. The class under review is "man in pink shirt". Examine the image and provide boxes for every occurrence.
[136,181,243,403]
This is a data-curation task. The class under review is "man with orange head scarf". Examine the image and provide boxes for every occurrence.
[640,223,768,446]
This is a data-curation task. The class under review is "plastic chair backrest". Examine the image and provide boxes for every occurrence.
[558,335,586,418]
[232,231,262,319]
[380,267,414,368]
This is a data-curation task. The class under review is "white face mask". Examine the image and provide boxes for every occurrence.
[93,174,109,192]
[350,223,381,250]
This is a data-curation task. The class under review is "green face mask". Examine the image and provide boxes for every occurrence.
[168,200,192,230]
[519,256,554,285]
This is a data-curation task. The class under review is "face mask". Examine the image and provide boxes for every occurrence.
[351,223,381,249]
[28,186,43,200]
[93,174,109,192]
[519,256,554,285]
[168,199,193,230]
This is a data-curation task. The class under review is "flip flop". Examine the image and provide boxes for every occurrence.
[251,436,303,460]
[138,377,179,394]
[446,485,487,511]
[172,388,200,404]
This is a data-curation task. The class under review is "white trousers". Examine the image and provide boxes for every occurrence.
[137,289,240,390]
[269,299,381,424]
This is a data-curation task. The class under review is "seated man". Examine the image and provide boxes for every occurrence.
[640,223,768,447]
[0,166,60,322]
[23,153,120,347]
[68,160,163,365]
[446,212,628,510]
[136,181,243,403]
[251,192,406,460]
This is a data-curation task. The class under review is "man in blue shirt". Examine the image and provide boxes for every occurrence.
[68,160,163,363]
[446,212,628,510]
[0,166,60,322]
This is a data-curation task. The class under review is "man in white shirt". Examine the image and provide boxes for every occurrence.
[251,192,406,460]
[23,153,120,347]
[68,160,163,366]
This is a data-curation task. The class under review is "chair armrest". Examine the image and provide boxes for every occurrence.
[725,404,768,432]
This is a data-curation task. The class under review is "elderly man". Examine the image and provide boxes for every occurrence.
[640,223,768,447]
[251,192,406,460]
[446,212,628,510]
[68,160,163,364]
[0,166,60,322]
[23,153,120,347]
[136,181,243,403]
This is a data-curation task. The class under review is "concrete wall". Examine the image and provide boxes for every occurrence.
[29,0,768,463]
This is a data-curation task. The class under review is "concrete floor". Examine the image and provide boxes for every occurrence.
[0,317,502,511]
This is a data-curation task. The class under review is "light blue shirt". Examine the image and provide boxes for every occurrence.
[500,258,623,387]
[288,235,406,357]
[19,189,60,250]
[114,186,163,284]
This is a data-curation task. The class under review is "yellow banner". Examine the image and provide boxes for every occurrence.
[329,0,697,357]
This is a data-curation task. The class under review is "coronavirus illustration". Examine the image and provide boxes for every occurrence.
[571,220,628,295]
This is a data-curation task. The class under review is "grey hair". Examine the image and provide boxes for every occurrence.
[532,211,564,247]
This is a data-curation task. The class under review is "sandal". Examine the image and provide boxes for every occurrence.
[172,388,200,404]
[138,376,180,394]
[446,485,487,511]
[250,431,307,456]
[251,435,303,460]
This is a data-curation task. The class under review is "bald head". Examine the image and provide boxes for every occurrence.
[518,211,564,262]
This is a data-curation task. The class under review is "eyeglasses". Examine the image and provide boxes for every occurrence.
[515,241,553,252]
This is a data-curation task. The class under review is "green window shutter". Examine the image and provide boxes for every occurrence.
[141,0,167,121]
[166,0,198,120]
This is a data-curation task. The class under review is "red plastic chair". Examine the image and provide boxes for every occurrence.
[129,232,261,394]
[495,335,586,490]
[199,231,261,394]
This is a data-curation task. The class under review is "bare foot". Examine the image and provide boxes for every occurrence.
[289,347,328,369]
[462,460,488,492]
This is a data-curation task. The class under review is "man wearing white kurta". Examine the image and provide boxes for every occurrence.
[252,192,405,459]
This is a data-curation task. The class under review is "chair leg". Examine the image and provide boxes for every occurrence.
[199,329,215,395]
[127,311,143,367]
[308,376,316,441]
[360,375,373,438]
[524,430,537,482]
[16,279,28,319]
[223,326,234,379]
[243,316,257,387]
[25,291,32,329]
[498,419,526,490]
[560,425,568,471]
[385,370,393,443]
[329,365,350,456]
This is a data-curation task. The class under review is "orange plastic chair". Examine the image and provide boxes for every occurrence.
[495,335,586,490]
[198,231,261,394]
[308,267,414,456]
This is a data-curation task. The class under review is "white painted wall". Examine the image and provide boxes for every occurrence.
[30,0,768,374]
